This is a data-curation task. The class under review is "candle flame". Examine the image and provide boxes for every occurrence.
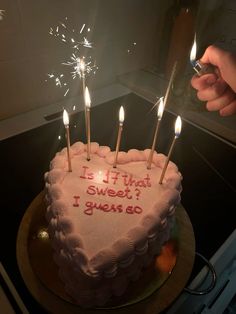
[119,106,125,123]
[63,109,69,126]
[84,86,91,108]
[175,116,182,137]
[157,97,164,120]
[190,34,197,64]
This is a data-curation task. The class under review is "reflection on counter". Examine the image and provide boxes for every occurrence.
[118,69,236,145]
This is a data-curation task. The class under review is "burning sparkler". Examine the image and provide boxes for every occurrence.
[46,18,98,97]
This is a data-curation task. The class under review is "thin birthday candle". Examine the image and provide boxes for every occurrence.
[63,109,72,172]
[147,97,164,169]
[159,116,182,184]
[84,86,91,161]
[163,61,177,109]
[113,106,125,168]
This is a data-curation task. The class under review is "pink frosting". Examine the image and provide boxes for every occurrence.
[45,141,182,307]
[97,146,111,157]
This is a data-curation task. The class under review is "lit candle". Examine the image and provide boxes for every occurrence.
[63,109,72,172]
[147,97,164,169]
[159,116,182,184]
[79,58,88,136]
[113,106,125,168]
[163,61,177,109]
[190,35,216,77]
[84,86,91,161]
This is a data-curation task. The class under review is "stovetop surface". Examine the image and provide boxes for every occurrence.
[0,93,235,313]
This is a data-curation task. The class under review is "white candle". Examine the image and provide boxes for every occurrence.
[84,86,91,160]
[63,109,72,172]
[159,116,182,184]
[113,106,125,168]
[147,97,164,169]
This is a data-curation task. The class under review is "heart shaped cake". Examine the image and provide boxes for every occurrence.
[44,141,182,307]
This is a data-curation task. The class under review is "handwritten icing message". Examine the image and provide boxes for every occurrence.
[73,166,152,216]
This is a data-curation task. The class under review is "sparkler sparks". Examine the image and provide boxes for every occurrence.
[0,10,5,20]
[47,17,98,97]
[127,42,137,54]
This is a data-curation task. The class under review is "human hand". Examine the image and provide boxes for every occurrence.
[191,45,236,116]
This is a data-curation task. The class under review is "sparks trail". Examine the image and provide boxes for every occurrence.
[46,17,98,97]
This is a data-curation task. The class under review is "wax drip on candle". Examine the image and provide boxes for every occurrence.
[63,109,72,172]
[147,97,164,169]
[159,116,182,184]
[113,106,125,168]
[84,86,91,161]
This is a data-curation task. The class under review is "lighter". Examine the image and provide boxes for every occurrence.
[191,59,216,77]
[190,36,217,77]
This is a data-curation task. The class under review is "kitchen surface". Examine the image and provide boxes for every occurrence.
[0,0,236,313]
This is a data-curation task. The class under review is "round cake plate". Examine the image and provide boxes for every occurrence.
[17,191,195,314]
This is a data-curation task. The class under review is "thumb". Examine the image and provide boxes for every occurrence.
[200,45,223,66]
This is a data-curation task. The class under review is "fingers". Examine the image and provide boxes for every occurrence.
[200,45,224,66]
[196,78,228,101]
[191,73,217,90]
[219,99,236,116]
[206,87,236,111]
[200,45,236,92]
[191,72,236,115]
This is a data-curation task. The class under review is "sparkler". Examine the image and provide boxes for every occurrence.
[46,18,98,97]
[84,86,91,161]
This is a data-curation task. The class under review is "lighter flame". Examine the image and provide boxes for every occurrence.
[175,116,182,137]
[119,106,125,123]
[190,35,197,63]
[84,86,91,108]
[63,109,69,126]
[157,97,164,120]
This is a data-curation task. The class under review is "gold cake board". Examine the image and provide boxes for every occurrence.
[16,191,195,314]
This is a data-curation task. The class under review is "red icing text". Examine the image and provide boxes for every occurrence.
[84,200,142,215]
[87,185,132,199]
[72,165,153,215]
